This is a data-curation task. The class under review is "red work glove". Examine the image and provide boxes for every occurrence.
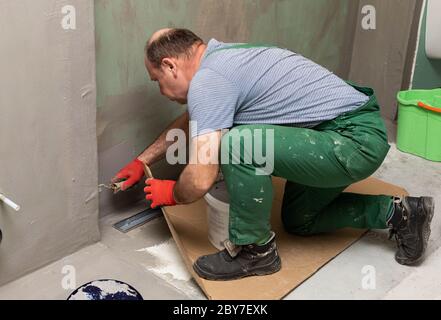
[144,179,177,209]
[112,159,144,191]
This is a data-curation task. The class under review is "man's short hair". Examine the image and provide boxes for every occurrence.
[146,29,204,68]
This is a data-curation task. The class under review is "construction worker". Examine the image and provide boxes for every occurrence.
[113,28,435,281]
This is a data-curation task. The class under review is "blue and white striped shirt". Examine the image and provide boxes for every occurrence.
[188,39,369,138]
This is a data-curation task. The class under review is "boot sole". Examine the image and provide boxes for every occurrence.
[396,196,435,266]
[193,256,282,281]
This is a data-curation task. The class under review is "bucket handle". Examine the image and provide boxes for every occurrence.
[418,101,441,113]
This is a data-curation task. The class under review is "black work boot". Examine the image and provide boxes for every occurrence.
[387,196,435,265]
[193,232,281,281]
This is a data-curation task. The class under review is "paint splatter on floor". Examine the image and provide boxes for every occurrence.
[137,238,191,282]
[137,238,201,297]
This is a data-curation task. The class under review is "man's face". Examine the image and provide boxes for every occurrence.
[145,56,189,105]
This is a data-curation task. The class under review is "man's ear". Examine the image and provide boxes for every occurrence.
[161,58,177,77]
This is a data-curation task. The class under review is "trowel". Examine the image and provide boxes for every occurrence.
[99,163,154,194]
[98,181,125,194]
[107,163,163,233]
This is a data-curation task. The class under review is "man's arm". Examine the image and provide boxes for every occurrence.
[144,130,221,207]
[112,111,189,189]
[137,111,189,166]
[173,130,221,204]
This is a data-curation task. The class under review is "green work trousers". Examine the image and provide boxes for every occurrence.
[220,84,394,245]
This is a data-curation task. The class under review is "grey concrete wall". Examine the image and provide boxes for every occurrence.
[0,0,99,285]
[348,0,423,141]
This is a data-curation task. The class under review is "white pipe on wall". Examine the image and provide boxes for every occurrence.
[426,0,441,59]
[0,193,21,211]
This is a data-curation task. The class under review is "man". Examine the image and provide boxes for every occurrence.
[113,28,435,281]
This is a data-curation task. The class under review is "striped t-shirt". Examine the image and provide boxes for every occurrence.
[187,39,369,138]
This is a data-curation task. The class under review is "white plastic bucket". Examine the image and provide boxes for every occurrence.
[204,181,230,250]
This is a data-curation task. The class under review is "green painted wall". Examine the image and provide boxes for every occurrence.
[348,0,422,141]
[412,3,441,89]
[94,0,359,215]
[95,0,358,150]
[95,0,357,105]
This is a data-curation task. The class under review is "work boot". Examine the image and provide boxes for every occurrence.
[193,232,281,281]
[387,196,435,265]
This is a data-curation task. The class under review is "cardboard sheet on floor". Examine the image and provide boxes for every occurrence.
[163,177,408,300]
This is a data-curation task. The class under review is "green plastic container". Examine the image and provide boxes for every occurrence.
[397,89,441,162]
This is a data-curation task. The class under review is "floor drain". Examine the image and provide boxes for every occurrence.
[113,208,162,233]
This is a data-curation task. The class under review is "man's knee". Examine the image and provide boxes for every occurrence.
[281,206,316,236]
[282,223,315,236]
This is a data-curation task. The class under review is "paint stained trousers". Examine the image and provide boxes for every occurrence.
[220,84,394,245]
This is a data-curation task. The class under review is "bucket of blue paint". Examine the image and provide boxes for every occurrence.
[67,279,143,300]
[204,181,230,250]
